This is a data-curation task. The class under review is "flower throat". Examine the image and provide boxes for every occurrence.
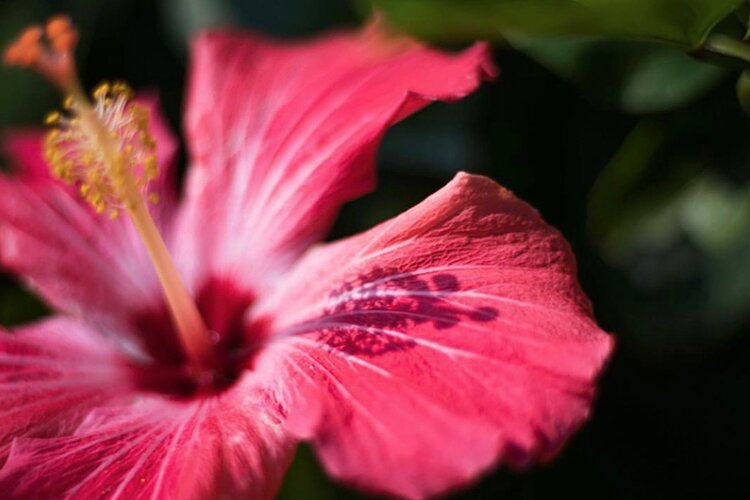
[3,15,218,379]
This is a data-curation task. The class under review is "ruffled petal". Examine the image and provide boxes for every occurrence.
[175,24,495,293]
[0,317,132,462]
[0,374,295,499]
[256,173,614,499]
[0,100,179,353]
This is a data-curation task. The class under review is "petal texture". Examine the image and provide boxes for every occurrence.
[0,373,295,499]
[176,25,495,292]
[257,173,614,499]
[0,100,179,355]
[0,317,131,462]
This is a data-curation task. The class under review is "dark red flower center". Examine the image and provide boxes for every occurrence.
[129,277,266,397]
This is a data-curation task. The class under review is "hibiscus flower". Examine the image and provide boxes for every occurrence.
[0,15,613,500]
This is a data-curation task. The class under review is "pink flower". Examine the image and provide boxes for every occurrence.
[0,16,613,500]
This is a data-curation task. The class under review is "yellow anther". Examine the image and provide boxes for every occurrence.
[145,156,158,179]
[92,82,110,100]
[112,81,133,99]
[148,193,160,205]
[44,111,61,125]
[42,80,160,215]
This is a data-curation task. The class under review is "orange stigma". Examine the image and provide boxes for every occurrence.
[3,15,79,90]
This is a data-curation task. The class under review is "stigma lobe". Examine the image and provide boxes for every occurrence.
[3,15,79,89]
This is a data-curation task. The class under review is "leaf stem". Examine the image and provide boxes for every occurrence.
[704,34,750,66]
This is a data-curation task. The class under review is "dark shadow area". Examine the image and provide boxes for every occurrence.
[130,276,258,396]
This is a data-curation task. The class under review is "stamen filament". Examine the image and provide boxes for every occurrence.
[128,190,217,371]
[70,85,216,372]
[4,16,216,373]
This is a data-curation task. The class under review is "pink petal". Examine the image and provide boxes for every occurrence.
[0,317,131,462]
[256,173,614,499]
[2,129,50,179]
[0,374,295,499]
[175,24,495,293]
[0,100,180,354]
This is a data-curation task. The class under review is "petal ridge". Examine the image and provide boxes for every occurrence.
[0,375,296,499]
[0,317,132,464]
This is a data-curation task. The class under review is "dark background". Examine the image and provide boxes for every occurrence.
[1,1,749,498]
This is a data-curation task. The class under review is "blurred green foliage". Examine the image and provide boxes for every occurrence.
[589,119,750,349]
[2,0,750,498]
[370,0,743,47]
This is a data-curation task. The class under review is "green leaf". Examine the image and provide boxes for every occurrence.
[371,0,744,48]
[514,37,726,113]
[618,46,725,112]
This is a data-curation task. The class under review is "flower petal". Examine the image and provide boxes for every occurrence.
[0,375,295,499]
[175,24,495,292]
[0,317,131,462]
[0,100,179,353]
[257,173,614,499]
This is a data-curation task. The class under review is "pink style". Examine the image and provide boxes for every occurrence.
[0,17,613,500]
